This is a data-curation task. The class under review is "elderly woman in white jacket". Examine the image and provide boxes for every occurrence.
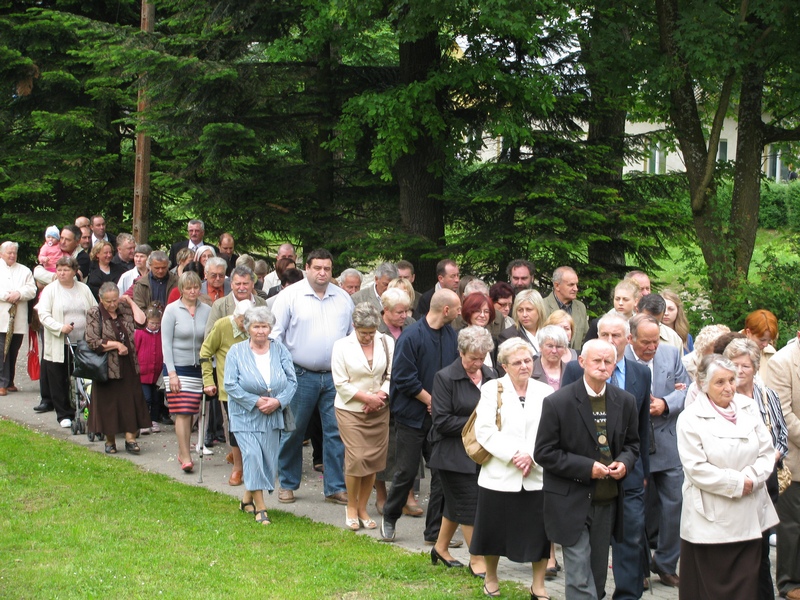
[677,354,779,600]
[470,337,554,599]
[0,242,36,396]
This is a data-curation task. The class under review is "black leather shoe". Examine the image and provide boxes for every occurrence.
[33,403,54,413]
[431,547,463,568]
[380,518,396,542]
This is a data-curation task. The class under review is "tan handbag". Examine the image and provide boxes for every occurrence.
[462,381,503,465]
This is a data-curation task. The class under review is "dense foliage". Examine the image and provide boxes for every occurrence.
[1,0,798,319]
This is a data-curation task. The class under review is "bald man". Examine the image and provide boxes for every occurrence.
[381,289,461,543]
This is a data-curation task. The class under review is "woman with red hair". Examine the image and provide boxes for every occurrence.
[743,309,779,380]
[461,293,496,368]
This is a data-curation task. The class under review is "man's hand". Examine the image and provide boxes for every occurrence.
[591,461,610,479]
[203,385,217,396]
[607,461,627,480]
[650,395,667,416]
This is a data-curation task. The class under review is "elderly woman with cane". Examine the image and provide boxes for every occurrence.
[224,306,297,525]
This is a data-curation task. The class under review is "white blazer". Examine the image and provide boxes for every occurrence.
[331,330,394,412]
[475,374,554,492]
[677,392,779,544]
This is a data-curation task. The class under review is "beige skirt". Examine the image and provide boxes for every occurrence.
[335,406,390,477]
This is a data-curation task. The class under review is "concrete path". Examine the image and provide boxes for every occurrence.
[2,362,694,599]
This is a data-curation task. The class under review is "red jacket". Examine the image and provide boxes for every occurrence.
[135,328,163,384]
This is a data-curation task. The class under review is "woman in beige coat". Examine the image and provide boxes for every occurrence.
[332,302,393,531]
[677,354,778,600]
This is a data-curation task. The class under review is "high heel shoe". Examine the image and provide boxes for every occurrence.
[469,564,486,579]
[530,586,550,600]
[430,546,464,568]
[345,508,360,531]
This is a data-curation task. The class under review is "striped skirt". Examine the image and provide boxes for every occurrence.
[164,364,203,415]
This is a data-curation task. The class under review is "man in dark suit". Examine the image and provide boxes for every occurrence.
[416,259,460,316]
[625,313,689,589]
[89,214,116,248]
[168,219,217,267]
[563,314,652,599]
[535,339,640,599]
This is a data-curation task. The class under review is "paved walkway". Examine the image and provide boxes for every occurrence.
[1,366,694,599]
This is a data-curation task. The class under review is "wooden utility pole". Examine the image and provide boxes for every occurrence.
[132,0,154,244]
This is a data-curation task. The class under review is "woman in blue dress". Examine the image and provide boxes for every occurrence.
[224,306,297,525]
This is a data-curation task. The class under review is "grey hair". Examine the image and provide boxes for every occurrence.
[254,260,269,277]
[537,325,569,348]
[458,325,495,355]
[629,313,659,339]
[0,241,19,252]
[188,219,205,230]
[497,337,534,366]
[580,339,617,363]
[244,306,275,331]
[205,257,227,271]
[231,265,256,282]
[552,266,577,283]
[463,279,490,296]
[338,268,363,284]
[374,262,398,280]
[233,299,253,318]
[597,313,631,337]
[381,287,411,311]
[696,354,737,394]
[352,302,381,329]
[98,281,120,299]
[193,245,216,261]
[148,250,169,266]
[723,338,761,372]
[134,244,152,256]
[116,233,134,247]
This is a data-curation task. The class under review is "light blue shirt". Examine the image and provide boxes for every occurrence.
[607,358,627,390]
[271,277,354,371]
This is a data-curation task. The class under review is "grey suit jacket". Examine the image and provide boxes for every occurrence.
[543,293,588,352]
[625,343,690,471]
[350,284,382,312]
[205,292,266,336]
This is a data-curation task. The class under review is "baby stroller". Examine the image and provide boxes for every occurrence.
[66,341,104,442]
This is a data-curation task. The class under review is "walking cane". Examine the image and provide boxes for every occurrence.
[198,392,207,483]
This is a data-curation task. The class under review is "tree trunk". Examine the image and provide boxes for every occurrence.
[730,61,766,277]
[394,32,445,292]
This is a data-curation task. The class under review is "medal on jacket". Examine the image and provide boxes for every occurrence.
[597,433,608,446]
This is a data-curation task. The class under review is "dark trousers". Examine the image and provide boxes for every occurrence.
[141,383,160,423]
[384,418,443,541]
[305,405,323,466]
[221,401,237,448]
[0,332,23,388]
[205,395,225,442]
[777,481,800,596]
[41,349,72,421]
[759,467,779,600]
[611,486,646,600]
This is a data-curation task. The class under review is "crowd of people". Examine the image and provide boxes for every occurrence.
[1,214,800,599]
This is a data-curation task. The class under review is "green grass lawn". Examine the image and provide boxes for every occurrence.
[654,228,799,291]
[0,419,532,599]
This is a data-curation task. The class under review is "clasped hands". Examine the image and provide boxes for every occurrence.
[592,461,627,480]
[362,391,388,413]
[512,451,533,478]
[256,396,281,415]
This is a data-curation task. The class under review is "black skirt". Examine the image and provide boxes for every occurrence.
[88,353,151,435]
[440,468,479,525]
[470,487,549,563]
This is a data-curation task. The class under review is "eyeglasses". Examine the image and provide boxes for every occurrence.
[207,273,225,279]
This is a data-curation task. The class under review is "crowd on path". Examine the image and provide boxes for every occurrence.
[0,215,798,599]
